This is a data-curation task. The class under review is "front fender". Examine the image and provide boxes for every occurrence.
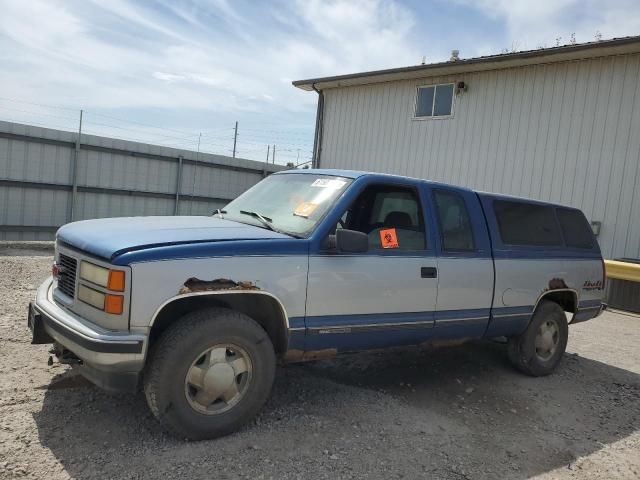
[148,290,291,354]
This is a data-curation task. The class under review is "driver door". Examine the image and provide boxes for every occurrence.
[304,181,438,353]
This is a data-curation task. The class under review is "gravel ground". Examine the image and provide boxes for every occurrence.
[1,251,639,479]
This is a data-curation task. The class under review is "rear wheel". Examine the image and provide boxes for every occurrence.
[507,300,568,376]
[144,307,276,440]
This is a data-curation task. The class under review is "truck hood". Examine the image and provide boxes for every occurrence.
[56,216,290,260]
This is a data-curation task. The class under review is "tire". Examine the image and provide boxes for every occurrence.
[507,299,568,377]
[143,307,276,440]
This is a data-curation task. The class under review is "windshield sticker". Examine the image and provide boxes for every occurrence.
[293,202,319,218]
[311,178,347,189]
[380,228,399,249]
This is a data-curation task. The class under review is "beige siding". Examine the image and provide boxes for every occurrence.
[319,53,640,259]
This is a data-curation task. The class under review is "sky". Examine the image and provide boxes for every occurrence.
[1,0,639,165]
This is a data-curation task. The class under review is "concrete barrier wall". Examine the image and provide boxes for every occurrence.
[0,121,286,240]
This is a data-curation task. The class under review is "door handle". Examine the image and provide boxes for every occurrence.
[421,267,437,278]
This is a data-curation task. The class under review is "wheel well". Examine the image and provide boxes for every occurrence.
[539,290,577,313]
[149,293,289,355]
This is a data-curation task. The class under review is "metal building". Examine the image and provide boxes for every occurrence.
[294,36,640,261]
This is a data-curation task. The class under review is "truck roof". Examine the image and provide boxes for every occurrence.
[277,168,574,210]
[276,168,475,192]
[474,190,580,210]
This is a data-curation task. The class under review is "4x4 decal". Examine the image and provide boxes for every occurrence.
[582,280,604,291]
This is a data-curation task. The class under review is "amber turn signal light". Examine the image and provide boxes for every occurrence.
[107,270,126,291]
[105,294,124,315]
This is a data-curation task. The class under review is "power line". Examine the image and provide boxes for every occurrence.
[0,97,312,166]
[234,136,313,149]
[0,96,80,112]
[236,134,314,146]
[240,126,314,136]
[85,110,212,138]
[0,116,79,133]
[80,129,183,146]
[82,118,205,143]
[0,105,80,122]
[0,96,233,142]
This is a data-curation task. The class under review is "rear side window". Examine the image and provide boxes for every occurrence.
[494,201,562,247]
[434,190,475,251]
[556,208,594,249]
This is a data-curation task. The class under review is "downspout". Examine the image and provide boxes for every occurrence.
[311,83,324,169]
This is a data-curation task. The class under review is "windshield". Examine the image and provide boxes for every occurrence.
[223,173,352,237]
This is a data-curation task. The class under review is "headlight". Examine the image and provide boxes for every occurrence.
[78,284,124,315]
[78,261,126,314]
[78,284,106,309]
[80,261,109,287]
[80,261,125,291]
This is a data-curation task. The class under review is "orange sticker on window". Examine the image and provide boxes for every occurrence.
[293,202,318,218]
[380,228,399,248]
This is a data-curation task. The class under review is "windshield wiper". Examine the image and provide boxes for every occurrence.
[236,210,302,238]
[239,210,278,232]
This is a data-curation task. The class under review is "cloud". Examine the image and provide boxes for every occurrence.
[294,0,419,72]
[0,0,424,162]
[0,0,421,112]
[459,0,640,50]
[1,0,638,163]
[152,72,187,83]
[85,0,188,42]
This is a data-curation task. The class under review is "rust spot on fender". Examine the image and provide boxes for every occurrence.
[178,277,259,295]
[283,348,337,363]
[547,278,568,290]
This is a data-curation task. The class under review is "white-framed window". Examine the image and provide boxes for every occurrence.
[414,83,455,118]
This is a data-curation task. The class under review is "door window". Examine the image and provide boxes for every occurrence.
[339,185,427,251]
[433,190,476,251]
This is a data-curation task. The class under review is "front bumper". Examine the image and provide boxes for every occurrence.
[29,277,147,392]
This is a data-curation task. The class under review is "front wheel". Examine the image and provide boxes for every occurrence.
[507,300,568,376]
[144,307,276,440]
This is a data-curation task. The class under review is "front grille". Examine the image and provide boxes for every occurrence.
[57,253,78,298]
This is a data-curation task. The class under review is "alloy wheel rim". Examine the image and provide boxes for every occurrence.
[184,344,252,415]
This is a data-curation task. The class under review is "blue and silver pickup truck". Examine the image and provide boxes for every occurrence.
[28,169,606,439]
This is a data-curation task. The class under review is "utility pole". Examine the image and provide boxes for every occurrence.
[69,109,83,221]
[272,144,276,164]
[190,133,201,215]
[232,121,238,158]
[174,155,183,215]
[262,145,269,178]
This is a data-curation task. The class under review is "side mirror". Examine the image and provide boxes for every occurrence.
[335,229,369,253]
